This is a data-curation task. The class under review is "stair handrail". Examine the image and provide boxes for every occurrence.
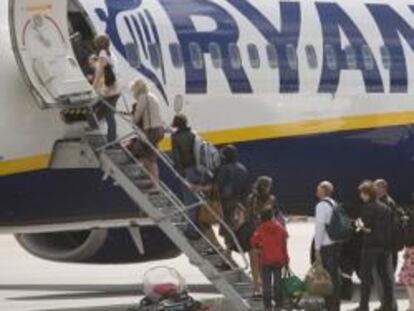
[89,93,250,271]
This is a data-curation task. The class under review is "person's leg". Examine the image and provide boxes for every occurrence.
[407,286,414,310]
[104,111,117,142]
[272,266,283,308]
[321,245,341,311]
[104,95,119,143]
[182,167,200,239]
[376,251,395,311]
[261,265,273,310]
[249,250,262,294]
[372,265,384,307]
[359,249,375,310]
[202,225,221,250]
[142,157,159,182]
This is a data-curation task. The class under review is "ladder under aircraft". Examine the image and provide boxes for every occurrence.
[50,98,262,310]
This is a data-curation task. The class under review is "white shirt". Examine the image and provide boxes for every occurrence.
[314,197,336,250]
[133,93,164,130]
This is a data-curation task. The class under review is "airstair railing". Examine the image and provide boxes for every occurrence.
[87,93,250,271]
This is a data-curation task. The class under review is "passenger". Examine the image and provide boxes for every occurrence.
[399,203,414,311]
[246,176,283,299]
[247,176,284,228]
[251,208,289,311]
[354,181,395,311]
[130,79,165,182]
[216,145,249,258]
[373,179,401,311]
[170,114,200,239]
[313,181,341,311]
[190,175,223,257]
[92,34,120,143]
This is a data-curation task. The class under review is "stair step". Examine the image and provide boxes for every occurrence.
[85,135,107,149]
[134,179,155,191]
[105,149,132,164]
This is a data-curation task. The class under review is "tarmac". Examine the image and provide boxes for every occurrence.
[0,222,409,310]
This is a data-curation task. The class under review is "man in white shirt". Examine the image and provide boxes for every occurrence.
[314,181,341,311]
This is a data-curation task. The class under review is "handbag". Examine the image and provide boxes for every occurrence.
[281,267,305,298]
[198,189,223,226]
[305,256,334,297]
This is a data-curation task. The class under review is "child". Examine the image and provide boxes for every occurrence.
[251,208,289,311]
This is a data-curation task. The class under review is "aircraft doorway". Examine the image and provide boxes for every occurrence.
[9,0,97,108]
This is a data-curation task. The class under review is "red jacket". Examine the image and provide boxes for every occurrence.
[250,220,289,266]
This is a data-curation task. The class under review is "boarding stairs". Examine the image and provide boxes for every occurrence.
[52,97,261,310]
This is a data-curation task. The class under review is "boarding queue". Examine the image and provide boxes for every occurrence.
[168,113,414,311]
[86,34,414,311]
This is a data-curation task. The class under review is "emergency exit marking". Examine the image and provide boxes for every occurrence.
[26,4,53,12]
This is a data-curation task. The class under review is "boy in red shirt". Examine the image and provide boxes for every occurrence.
[251,208,289,311]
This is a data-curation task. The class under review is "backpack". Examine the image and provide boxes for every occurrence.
[193,135,221,172]
[324,200,353,243]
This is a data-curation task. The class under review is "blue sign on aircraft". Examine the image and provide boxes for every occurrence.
[97,0,414,96]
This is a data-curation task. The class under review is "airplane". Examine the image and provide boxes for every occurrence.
[1,0,414,266]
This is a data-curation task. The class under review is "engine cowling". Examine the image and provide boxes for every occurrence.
[16,226,180,264]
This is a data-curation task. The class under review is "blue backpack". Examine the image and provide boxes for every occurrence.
[324,200,353,243]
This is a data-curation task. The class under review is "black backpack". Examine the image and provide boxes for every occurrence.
[324,200,354,243]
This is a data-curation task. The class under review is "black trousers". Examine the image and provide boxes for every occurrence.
[359,249,394,311]
[261,265,282,309]
[321,244,341,311]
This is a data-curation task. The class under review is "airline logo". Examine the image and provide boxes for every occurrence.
[96,0,414,97]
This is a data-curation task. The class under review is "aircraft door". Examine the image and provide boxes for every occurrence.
[9,0,96,108]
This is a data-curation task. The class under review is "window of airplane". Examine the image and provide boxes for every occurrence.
[286,44,298,70]
[247,44,260,69]
[228,43,242,69]
[125,42,141,68]
[189,42,204,70]
[380,46,391,70]
[362,45,374,71]
[305,45,318,69]
[345,46,357,70]
[325,44,337,71]
[169,43,183,68]
[266,45,278,69]
[209,42,223,68]
[148,43,161,69]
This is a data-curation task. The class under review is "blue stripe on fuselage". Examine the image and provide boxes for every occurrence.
[1,124,414,227]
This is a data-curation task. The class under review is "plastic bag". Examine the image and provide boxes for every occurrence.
[143,266,187,302]
[281,267,305,298]
[305,256,334,297]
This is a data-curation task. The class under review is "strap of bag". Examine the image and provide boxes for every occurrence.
[145,94,151,129]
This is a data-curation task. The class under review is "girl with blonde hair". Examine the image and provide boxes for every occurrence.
[130,79,164,181]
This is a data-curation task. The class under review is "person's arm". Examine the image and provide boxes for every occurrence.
[314,202,327,251]
[171,135,184,174]
[250,227,263,250]
[361,204,374,233]
[283,230,289,265]
[215,167,227,196]
[92,56,107,90]
[133,98,146,127]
